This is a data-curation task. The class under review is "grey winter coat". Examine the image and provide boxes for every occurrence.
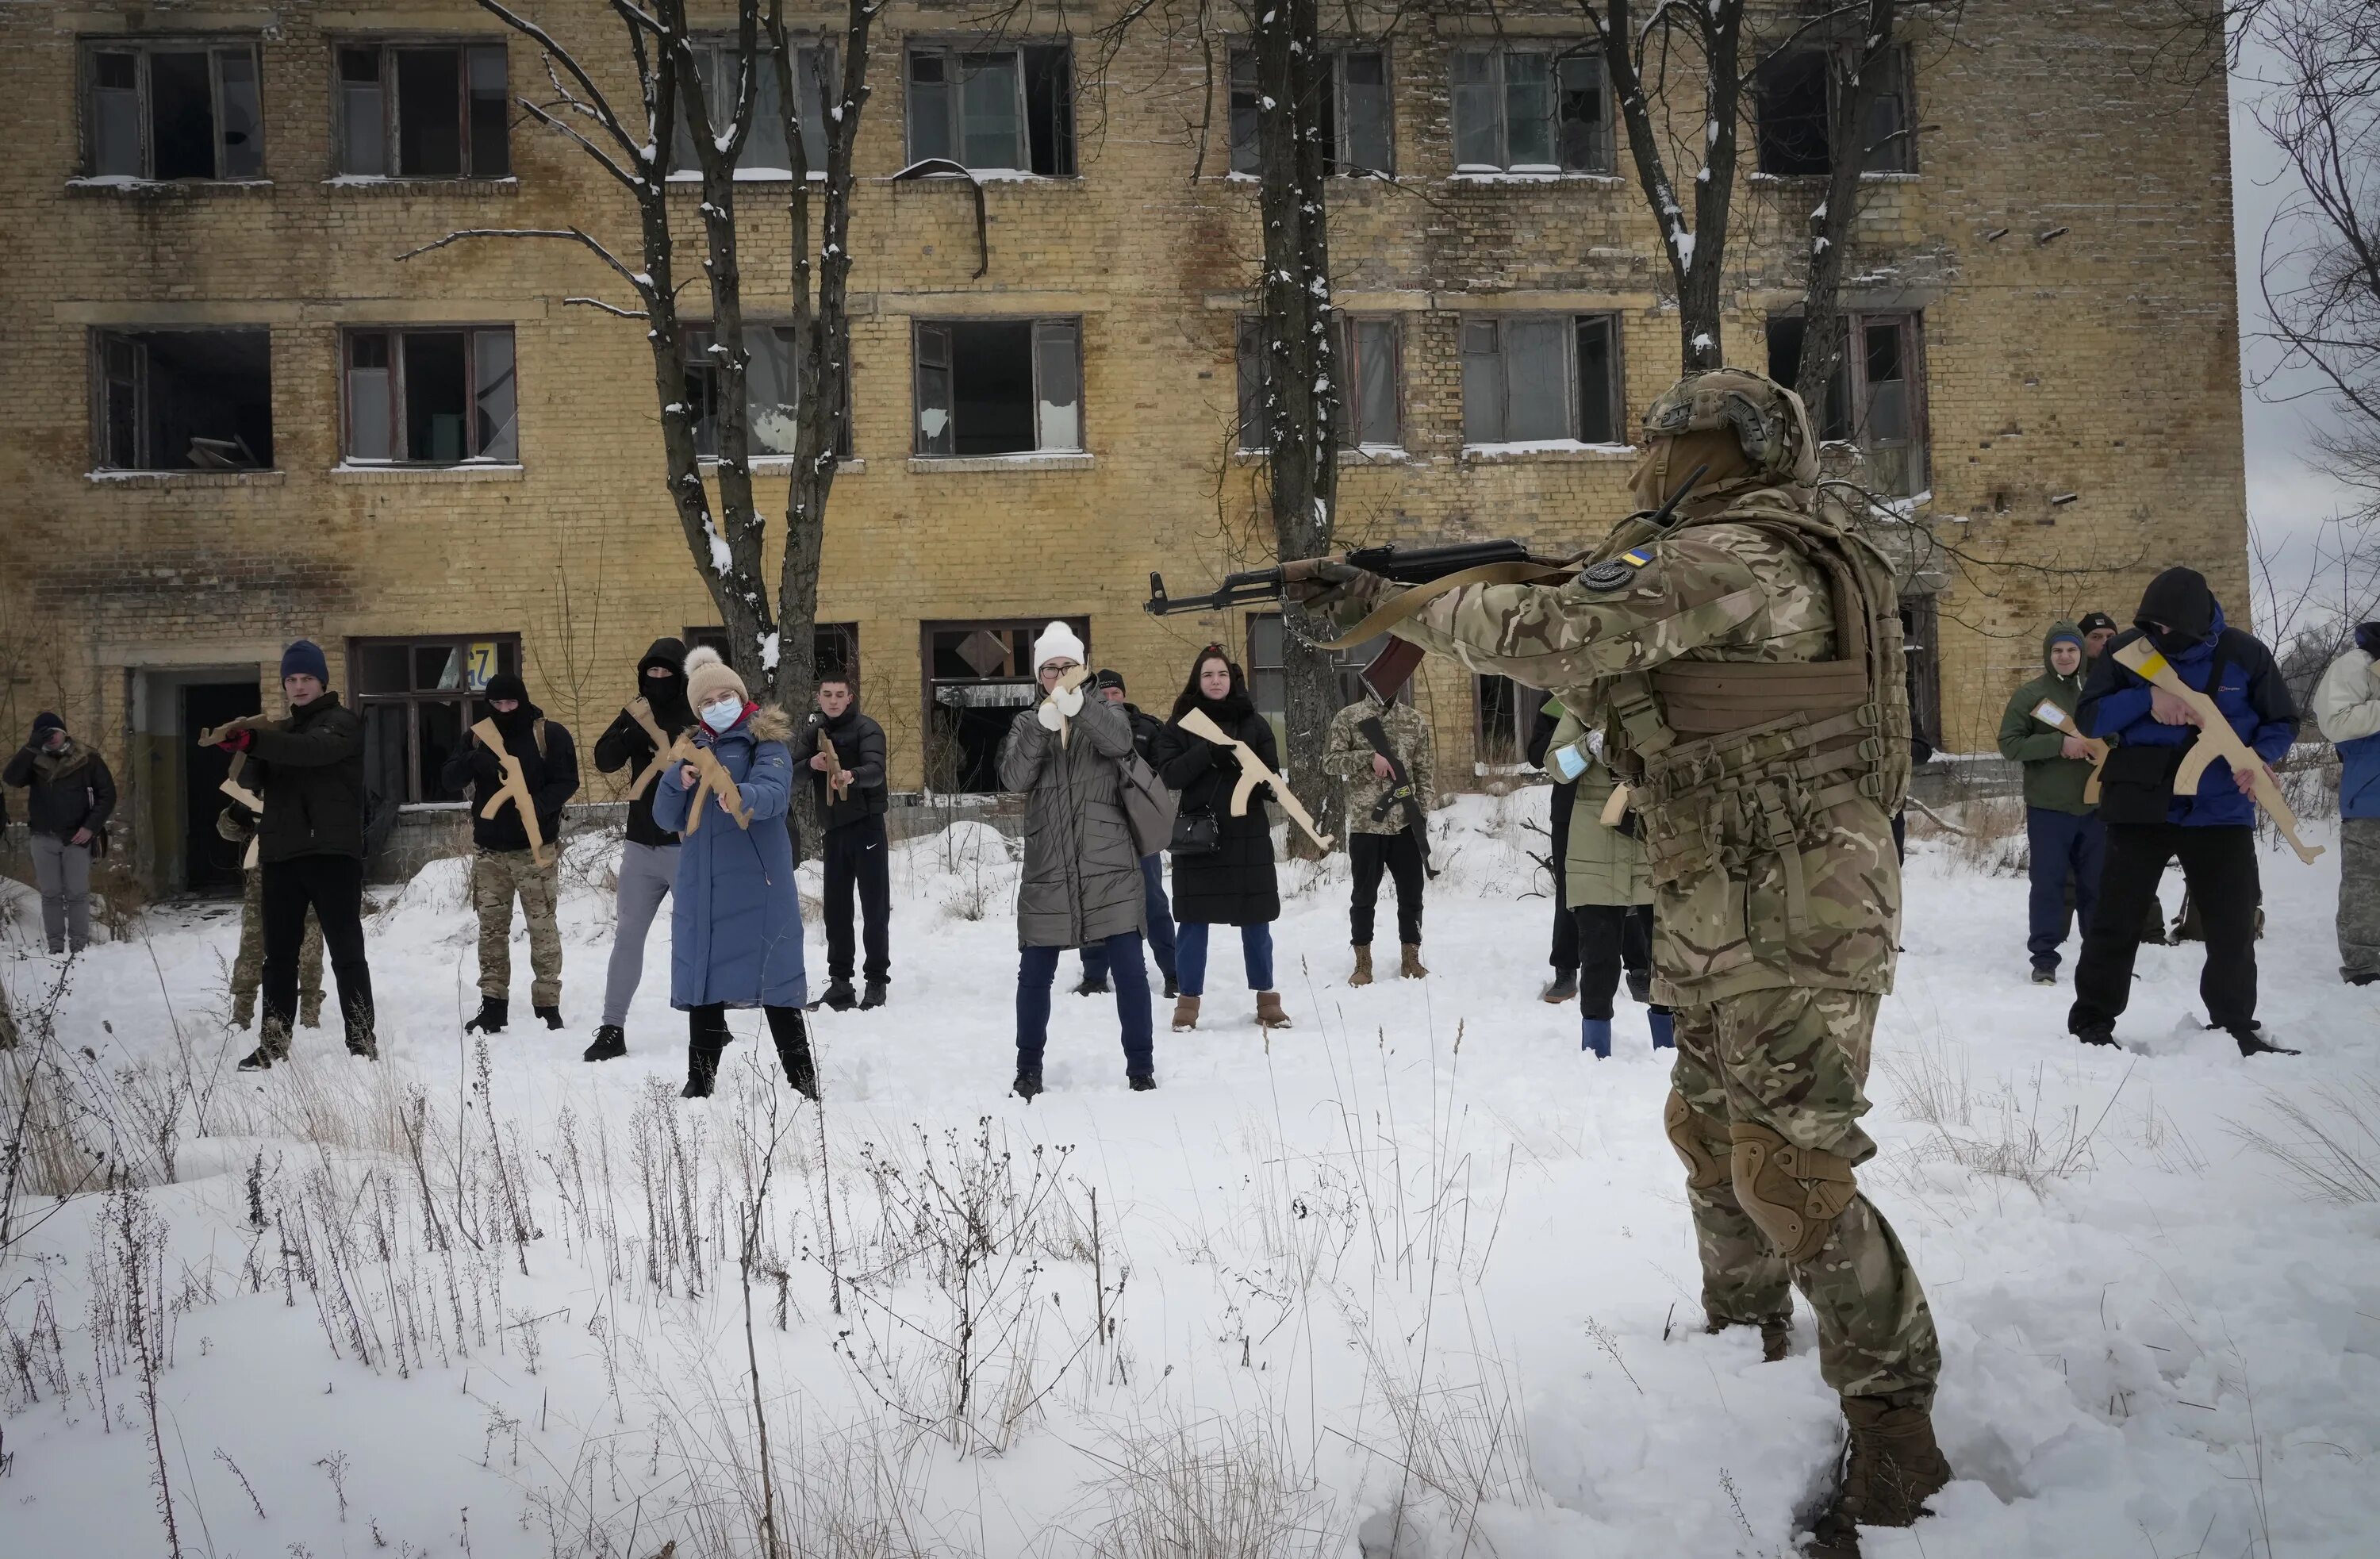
[999,694,1148,950]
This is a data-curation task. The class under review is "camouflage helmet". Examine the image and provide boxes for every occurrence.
[1641,368,1821,488]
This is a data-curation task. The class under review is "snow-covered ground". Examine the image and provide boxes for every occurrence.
[2,793,2376,1557]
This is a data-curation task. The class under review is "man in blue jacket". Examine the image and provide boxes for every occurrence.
[2312,622,2380,985]
[2069,569,2300,1055]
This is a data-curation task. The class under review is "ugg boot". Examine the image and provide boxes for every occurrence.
[1539,970,1579,1004]
[1649,1012,1676,1050]
[464,996,507,1035]
[1349,946,1374,987]
[1400,944,1429,979]
[1255,991,1292,1030]
[1581,1017,1612,1058]
[584,1024,627,1062]
[1806,1398,1952,1557]
[766,1007,820,1100]
[1170,995,1200,1032]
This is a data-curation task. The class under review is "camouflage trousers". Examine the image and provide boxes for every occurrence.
[233,866,324,1025]
[1668,987,1941,1407]
[2340,816,2380,983]
[474,848,562,1006]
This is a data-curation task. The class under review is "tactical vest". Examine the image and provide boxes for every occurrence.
[1599,500,1911,937]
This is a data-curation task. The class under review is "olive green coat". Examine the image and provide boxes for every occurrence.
[1547,711,1650,909]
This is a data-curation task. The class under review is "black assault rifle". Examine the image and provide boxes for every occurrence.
[1357,713,1437,877]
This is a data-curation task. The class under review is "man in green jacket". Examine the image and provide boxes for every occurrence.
[1996,621,2103,984]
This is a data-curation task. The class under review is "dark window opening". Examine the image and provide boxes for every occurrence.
[336,42,509,179]
[1756,44,1914,176]
[1247,614,1395,755]
[914,318,1081,455]
[1900,595,1940,751]
[923,619,1087,793]
[91,328,274,471]
[1449,48,1608,173]
[906,44,1075,175]
[83,41,263,180]
[351,635,521,806]
[1475,675,1548,768]
[685,624,859,692]
[669,40,831,175]
[344,326,517,464]
[1461,313,1621,447]
[1228,48,1394,177]
[1236,315,1401,451]
[1765,310,1926,494]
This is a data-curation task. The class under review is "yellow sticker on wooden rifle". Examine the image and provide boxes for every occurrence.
[2134,651,2171,680]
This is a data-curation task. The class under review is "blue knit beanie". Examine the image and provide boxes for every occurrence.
[281,639,330,685]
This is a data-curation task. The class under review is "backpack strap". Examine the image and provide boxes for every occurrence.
[533,718,549,760]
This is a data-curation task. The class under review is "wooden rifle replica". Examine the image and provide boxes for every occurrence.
[819,732,853,799]
[670,732,752,834]
[2111,637,2323,864]
[1177,707,1335,854]
[198,715,277,867]
[470,719,557,867]
[623,698,675,800]
[2029,699,2111,805]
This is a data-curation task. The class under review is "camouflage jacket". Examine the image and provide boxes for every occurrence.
[1339,499,1900,1004]
[1321,693,1437,835]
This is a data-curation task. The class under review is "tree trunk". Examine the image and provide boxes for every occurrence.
[1796,3,1898,427]
[1253,0,1343,846]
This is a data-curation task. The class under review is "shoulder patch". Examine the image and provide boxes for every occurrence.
[1579,559,1636,593]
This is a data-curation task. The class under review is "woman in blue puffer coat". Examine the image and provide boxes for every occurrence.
[651,647,816,1099]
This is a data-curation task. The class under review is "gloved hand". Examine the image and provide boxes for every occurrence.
[1051,683,1085,719]
[1037,700,1066,732]
[217,728,253,753]
[1284,560,1386,632]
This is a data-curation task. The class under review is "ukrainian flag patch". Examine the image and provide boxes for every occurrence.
[1620,549,1653,568]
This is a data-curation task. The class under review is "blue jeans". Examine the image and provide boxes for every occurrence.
[1175,921,1275,996]
[2027,808,2106,970]
[1019,934,1154,1076]
[1081,855,1177,984]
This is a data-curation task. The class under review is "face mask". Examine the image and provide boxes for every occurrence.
[701,701,743,734]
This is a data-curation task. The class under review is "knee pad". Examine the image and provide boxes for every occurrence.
[1729,1122,1857,1265]
[1664,1089,1731,1192]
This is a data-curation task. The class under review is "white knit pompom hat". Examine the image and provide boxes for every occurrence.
[1032,620,1086,672]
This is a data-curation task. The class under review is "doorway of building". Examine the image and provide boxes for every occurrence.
[182,682,261,893]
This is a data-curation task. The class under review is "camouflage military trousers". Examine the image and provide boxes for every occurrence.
[233,866,324,1024]
[1668,988,1940,1407]
[2339,816,2380,983]
[474,848,562,1006]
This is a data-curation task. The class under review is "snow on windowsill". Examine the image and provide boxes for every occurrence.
[86,467,286,488]
[897,168,1077,185]
[67,175,274,195]
[322,175,519,193]
[665,169,829,184]
[1747,170,1921,185]
[1449,169,1622,186]
[906,451,1092,474]
[331,462,526,483]
[1460,440,1638,462]
[703,456,868,475]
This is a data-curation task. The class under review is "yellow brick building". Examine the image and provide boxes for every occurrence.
[0,2,2247,890]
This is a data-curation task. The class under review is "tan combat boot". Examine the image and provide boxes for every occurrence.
[1255,992,1292,1030]
[1806,1398,1952,1557]
[1400,943,1429,979]
[1349,947,1374,987]
[1170,996,1200,1032]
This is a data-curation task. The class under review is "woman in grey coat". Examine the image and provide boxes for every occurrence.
[999,621,1154,1098]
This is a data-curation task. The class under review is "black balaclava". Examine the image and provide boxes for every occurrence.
[483,672,539,737]
[2134,567,2216,659]
[638,637,692,732]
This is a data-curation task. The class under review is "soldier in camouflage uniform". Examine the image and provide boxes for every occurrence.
[1322,686,1438,982]
[221,802,324,1031]
[1294,369,1948,1553]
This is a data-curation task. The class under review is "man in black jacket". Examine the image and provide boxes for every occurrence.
[1077,670,1180,999]
[442,673,579,1035]
[217,640,378,1066]
[585,637,691,1060]
[1525,701,1580,1002]
[794,672,892,1010]
[3,711,117,955]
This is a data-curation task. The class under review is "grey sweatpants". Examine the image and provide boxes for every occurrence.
[30,836,90,954]
[602,840,679,1027]
[2341,816,2380,982]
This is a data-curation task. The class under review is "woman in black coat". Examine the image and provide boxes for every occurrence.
[1152,647,1289,1033]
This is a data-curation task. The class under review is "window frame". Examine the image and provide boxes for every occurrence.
[1236,313,1403,454]
[1448,44,1611,175]
[1841,310,1929,496]
[347,632,522,808]
[679,321,852,462]
[79,37,267,182]
[666,35,835,179]
[1459,312,1624,448]
[87,325,277,472]
[685,624,861,693]
[1246,613,1399,751]
[1226,44,1396,177]
[911,317,1084,458]
[1473,674,1548,772]
[921,617,1090,794]
[1753,40,1917,178]
[340,324,520,467]
[331,39,512,181]
[903,40,1077,177]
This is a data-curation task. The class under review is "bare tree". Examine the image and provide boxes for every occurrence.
[1785,0,1902,417]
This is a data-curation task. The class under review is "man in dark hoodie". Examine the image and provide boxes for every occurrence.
[793,671,892,1010]
[587,639,693,1060]
[443,672,578,1036]
[2071,568,2300,1056]
[216,639,378,1067]
[3,711,117,954]
[1998,622,2104,984]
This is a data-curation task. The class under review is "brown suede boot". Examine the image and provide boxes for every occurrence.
[1400,943,1429,978]
[1170,996,1200,1031]
[1255,991,1292,1030]
[1806,1398,1952,1557]
[1349,947,1374,987]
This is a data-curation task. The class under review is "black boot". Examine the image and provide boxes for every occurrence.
[465,996,508,1035]
[2073,1021,2118,1048]
[1012,1067,1044,1102]
[859,981,888,1011]
[819,979,858,1012]
[1541,970,1580,1004]
[682,1007,727,1098]
[1127,1072,1157,1092]
[766,1006,820,1100]
[1076,975,1111,996]
[535,1005,564,1030]
[2230,1023,2300,1057]
[1162,973,1180,1000]
[584,1024,627,1062]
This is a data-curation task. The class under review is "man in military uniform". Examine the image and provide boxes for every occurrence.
[1293,369,1947,1553]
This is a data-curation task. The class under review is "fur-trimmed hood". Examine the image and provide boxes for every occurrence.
[747,706,794,744]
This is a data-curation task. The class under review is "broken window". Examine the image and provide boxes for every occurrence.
[83,40,263,180]
[925,620,1087,791]
[1475,675,1548,769]
[686,623,859,689]
[1449,48,1608,173]
[353,634,520,805]
[343,327,518,464]
[913,319,1081,456]
[1765,309,1929,495]
[905,44,1075,175]
[1236,314,1402,451]
[1227,47,1395,176]
[682,324,800,458]
[669,39,831,175]
[90,328,274,471]
[335,42,509,178]
[1461,314,1620,447]
[1755,44,1915,176]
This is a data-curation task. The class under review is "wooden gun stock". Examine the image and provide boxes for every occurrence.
[624,698,674,800]
[1177,707,1335,854]
[2111,639,2322,864]
[471,718,556,867]
[196,714,275,748]
[670,734,753,832]
[820,733,852,798]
